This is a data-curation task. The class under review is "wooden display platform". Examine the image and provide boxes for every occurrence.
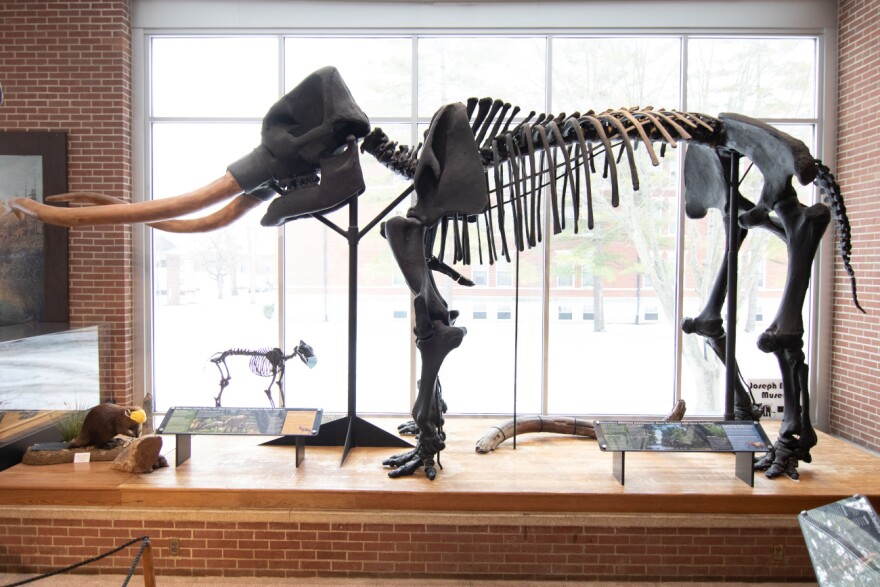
[0,416,878,516]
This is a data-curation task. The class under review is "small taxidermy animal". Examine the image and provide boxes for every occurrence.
[67,403,147,449]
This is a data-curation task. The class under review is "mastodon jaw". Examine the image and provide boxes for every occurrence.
[8,173,243,228]
[45,190,264,233]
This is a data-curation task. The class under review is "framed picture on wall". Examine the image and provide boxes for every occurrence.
[0,131,69,326]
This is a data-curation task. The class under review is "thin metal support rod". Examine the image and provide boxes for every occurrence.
[310,211,348,238]
[311,185,414,243]
[724,151,740,421]
[513,245,520,449]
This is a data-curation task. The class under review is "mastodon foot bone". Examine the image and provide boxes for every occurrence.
[383,438,443,480]
[397,420,418,435]
[735,403,764,421]
[397,394,447,436]
[754,443,800,480]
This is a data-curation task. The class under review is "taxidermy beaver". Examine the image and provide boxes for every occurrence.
[67,403,147,449]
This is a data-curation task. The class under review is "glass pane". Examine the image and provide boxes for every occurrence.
[433,246,545,416]
[151,122,281,412]
[418,37,546,116]
[687,37,816,118]
[285,37,412,119]
[152,37,279,118]
[552,37,681,113]
[547,146,681,415]
[285,124,414,414]
[680,125,817,416]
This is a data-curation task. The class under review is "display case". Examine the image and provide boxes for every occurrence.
[0,323,101,470]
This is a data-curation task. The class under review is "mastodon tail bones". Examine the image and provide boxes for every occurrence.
[813,159,865,313]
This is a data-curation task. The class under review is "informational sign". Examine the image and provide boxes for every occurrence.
[157,407,321,436]
[749,378,785,420]
[594,421,771,453]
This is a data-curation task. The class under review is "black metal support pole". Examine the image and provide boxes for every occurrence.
[340,194,359,461]
[348,193,358,420]
[264,192,412,458]
[724,151,740,421]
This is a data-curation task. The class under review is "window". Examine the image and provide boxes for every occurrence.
[557,271,574,288]
[496,268,512,287]
[583,305,595,321]
[581,269,594,288]
[143,22,824,419]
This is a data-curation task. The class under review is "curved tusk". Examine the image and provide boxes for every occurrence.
[9,173,243,227]
[148,194,264,233]
[46,192,125,206]
[45,191,264,233]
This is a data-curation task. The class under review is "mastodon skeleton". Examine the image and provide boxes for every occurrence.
[209,340,316,408]
[8,67,862,481]
[359,96,862,480]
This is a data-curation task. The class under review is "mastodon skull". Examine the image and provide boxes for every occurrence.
[8,66,371,232]
[228,66,370,196]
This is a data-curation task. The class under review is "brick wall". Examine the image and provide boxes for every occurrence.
[0,512,813,582]
[833,0,880,449]
[0,1,134,404]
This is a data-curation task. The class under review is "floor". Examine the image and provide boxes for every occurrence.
[0,416,877,515]
[0,576,818,586]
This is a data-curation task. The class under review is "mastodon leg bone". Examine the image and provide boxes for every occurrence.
[383,216,451,337]
[681,145,762,419]
[382,216,464,480]
[753,199,827,479]
[756,342,812,480]
[398,379,448,435]
[757,201,830,351]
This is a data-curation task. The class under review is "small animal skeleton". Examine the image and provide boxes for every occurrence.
[210,340,316,408]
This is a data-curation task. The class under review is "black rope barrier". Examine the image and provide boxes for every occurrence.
[3,535,151,587]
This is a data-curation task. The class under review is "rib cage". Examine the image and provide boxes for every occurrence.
[210,347,284,377]
[363,101,723,265]
[362,99,860,310]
